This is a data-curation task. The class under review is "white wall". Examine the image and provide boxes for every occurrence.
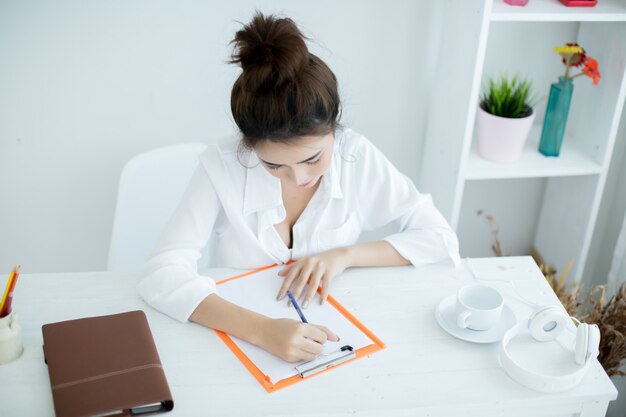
[1,1,625,287]
[0,0,441,273]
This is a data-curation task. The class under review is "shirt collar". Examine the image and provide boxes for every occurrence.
[327,138,344,200]
[242,151,283,216]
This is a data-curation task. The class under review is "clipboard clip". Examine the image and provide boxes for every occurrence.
[294,345,356,378]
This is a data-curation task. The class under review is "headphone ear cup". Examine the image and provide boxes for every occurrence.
[529,306,568,342]
[574,323,589,365]
[587,324,600,358]
[588,324,600,361]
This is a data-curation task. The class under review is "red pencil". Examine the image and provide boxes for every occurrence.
[0,265,20,317]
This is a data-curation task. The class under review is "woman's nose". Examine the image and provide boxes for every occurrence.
[290,167,309,185]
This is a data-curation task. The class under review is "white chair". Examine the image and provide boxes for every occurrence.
[107,143,207,271]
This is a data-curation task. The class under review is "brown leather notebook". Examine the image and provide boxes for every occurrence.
[42,310,174,417]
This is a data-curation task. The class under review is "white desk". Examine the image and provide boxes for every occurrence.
[0,257,617,417]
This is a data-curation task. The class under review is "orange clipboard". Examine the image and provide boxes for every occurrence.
[213,265,386,393]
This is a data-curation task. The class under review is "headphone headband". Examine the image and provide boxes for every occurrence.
[499,324,590,393]
[499,309,600,393]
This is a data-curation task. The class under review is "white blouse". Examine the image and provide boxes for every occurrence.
[138,128,460,322]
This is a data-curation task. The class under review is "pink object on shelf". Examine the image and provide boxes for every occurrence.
[475,105,536,163]
[504,0,529,6]
[559,0,597,6]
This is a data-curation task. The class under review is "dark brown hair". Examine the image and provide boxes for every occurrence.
[229,12,341,147]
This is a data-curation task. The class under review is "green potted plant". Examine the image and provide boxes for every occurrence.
[476,75,536,163]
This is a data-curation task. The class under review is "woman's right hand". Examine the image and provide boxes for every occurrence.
[256,318,340,362]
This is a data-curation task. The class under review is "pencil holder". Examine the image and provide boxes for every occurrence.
[0,311,24,364]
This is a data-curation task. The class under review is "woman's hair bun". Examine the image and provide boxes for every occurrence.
[230,12,309,92]
[230,12,340,142]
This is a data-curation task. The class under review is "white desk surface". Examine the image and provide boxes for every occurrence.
[0,256,617,417]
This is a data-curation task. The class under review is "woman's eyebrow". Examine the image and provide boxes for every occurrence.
[296,150,323,164]
[259,149,323,166]
[258,158,282,166]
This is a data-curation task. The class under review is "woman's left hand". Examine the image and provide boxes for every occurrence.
[277,247,351,307]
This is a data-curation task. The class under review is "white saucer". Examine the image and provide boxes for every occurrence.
[435,294,517,344]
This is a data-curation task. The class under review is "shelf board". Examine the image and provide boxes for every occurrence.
[491,0,626,22]
[465,125,603,180]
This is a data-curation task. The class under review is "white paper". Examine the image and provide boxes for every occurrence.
[216,266,376,383]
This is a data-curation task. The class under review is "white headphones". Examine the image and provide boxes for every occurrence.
[499,305,600,393]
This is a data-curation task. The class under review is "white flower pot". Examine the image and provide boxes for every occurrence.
[476,105,535,163]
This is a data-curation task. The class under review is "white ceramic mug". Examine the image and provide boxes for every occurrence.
[455,284,503,331]
[0,311,24,365]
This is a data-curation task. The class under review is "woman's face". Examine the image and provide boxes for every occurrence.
[254,132,334,189]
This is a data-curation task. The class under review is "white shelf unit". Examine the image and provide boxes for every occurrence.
[420,0,626,282]
[491,0,626,22]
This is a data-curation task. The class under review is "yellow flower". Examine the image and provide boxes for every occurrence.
[554,45,584,54]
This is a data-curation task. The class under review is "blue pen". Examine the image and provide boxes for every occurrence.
[287,291,308,323]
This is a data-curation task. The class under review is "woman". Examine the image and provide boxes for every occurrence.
[138,12,459,363]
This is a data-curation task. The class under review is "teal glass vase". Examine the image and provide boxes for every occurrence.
[538,76,574,157]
